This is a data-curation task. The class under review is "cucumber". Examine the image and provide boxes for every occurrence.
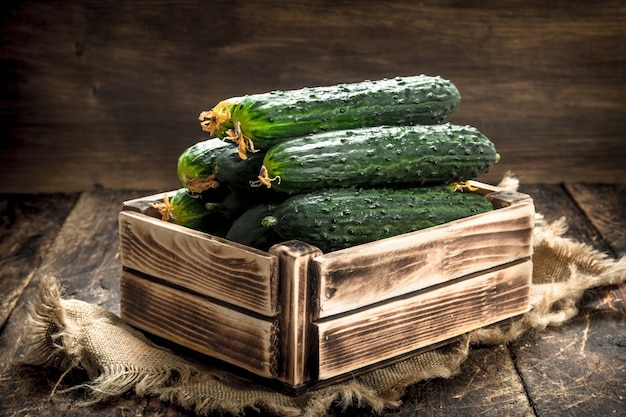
[262,186,493,252]
[213,145,267,192]
[225,203,282,250]
[199,75,460,159]
[150,188,230,234]
[177,138,232,194]
[256,123,498,194]
[218,187,287,222]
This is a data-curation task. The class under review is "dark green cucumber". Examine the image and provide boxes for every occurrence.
[258,123,498,194]
[177,138,232,194]
[199,75,460,158]
[151,188,230,234]
[218,187,288,222]
[213,145,267,192]
[262,186,494,252]
[226,203,282,250]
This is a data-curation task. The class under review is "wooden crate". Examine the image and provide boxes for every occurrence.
[118,181,534,393]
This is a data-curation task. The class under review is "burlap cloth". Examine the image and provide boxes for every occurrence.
[23,177,626,416]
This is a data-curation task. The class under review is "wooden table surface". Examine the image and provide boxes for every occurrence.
[0,182,624,417]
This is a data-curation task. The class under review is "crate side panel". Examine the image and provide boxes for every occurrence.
[120,270,278,378]
[119,211,279,316]
[315,260,532,380]
[314,200,534,318]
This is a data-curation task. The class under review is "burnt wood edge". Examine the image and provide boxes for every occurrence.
[121,191,174,218]
[283,335,467,396]
[235,298,530,396]
[312,257,532,324]
[118,208,275,259]
[269,240,323,388]
[120,265,278,323]
[119,209,281,316]
[147,333,462,397]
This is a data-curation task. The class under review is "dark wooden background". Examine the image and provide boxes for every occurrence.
[1,0,625,193]
[1,2,625,416]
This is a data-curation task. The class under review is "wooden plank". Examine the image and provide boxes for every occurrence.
[510,297,626,416]
[398,345,534,417]
[565,183,626,255]
[121,270,278,378]
[511,183,626,417]
[566,182,626,319]
[269,240,322,387]
[121,190,174,216]
[315,260,532,380]
[0,193,78,329]
[312,194,533,318]
[119,210,279,317]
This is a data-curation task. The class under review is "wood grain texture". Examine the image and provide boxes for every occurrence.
[121,270,279,378]
[315,260,532,380]
[400,345,535,417]
[119,210,280,316]
[511,296,626,417]
[565,183,626,255]
[269,241,323,387]
[511,183,626,417]
[0,184,624,416]
[0,193,77,328]
[312,194,534,318]
[1,1,625,193]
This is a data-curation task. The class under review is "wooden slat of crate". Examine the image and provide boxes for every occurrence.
[314,260,532,380]
[312,191,534,318]
[269,241,323,387]
[120,270,279,378]
[119,210,279,317]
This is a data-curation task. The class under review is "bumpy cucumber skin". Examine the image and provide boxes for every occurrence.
[226,203,282,250]
[225,75,460,148]
[262,123,497,194]
[166,188,228,232]
[177,138,231,189]
[266,186,494,252]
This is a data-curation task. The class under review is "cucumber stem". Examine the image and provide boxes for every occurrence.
[225,120,257,160]
[199,100,235,136]
[452,181,479,192]
[261,216,278,228]
[150,194,175,222]
[200,101,258,160]
[250,165,281,188]
[181,172,220,194]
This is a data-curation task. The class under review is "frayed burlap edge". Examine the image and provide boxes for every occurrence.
[24,275,308,417]
[24,277,198,404]
[21,175,626,417]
